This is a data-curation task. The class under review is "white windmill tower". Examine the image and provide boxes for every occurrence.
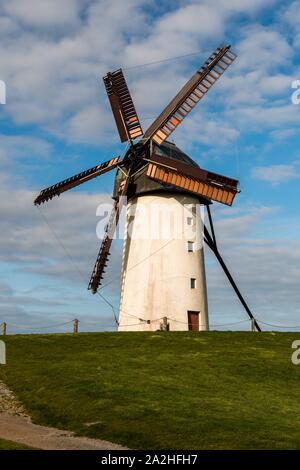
[34,45,261,332]
[116,141,210,332]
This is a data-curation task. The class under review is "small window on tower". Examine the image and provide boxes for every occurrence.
[187,241,194,252]
[190,278,196,289]
[187,217,193,226]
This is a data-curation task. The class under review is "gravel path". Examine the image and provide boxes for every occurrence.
[0,381,127,450]
[0,380,28,417]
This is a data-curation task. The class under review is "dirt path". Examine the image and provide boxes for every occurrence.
[0,413,128,450]
[0,379,28,418]
[0,381,127,450]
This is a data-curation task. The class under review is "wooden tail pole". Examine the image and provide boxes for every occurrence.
[251,318,256,332]
[1,322,6,336]
[204,207,261,333]
[73,319,79,334]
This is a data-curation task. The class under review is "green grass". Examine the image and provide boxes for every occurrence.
[0,438,36,450]
[0,331,300,449]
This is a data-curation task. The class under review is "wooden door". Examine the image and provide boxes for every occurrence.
[188,311,199,331]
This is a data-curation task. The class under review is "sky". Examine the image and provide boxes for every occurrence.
[0,0,300,333]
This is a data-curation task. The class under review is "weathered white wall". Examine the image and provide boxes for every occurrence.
[118,192,209,331]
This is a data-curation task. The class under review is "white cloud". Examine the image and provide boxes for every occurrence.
[158,4,223,36]
[283,0,300,26]
[0,134,52,166]
[67,104,114,144]
[0,0,147,141]
[226,103,299,132]
[283,0,300,46]
[215,24,297,128]
[222,71,293,106]
[0,0,290,144]
[206,0,277,13]
[270,128,299,140]
[1,0,83,29]
[251,163,300,184]
[175,111,239,151]
[235,25,293,71]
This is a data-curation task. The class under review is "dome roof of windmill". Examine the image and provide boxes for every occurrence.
[113,140,209,204]
[154,141,200,168]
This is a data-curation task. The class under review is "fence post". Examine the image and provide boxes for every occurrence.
[1,322,6,336]
[251,318,256,332]
[73,319,79,334]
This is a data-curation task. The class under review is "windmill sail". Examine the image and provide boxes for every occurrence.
[103,69,143,143]
[88,168,132,294]
[34,44,243,308]
[146,154,240,206]
[34,157,121,205]
[143,45,237,145]
[88,201,119,294]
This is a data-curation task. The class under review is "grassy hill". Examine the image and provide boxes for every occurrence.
[0,331,300,449]
[0,438,35,450]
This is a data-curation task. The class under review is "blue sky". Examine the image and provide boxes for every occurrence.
[0,0,300,333]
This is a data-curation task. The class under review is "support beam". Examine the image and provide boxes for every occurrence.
[204,209,261,332]
[206,204,217,248]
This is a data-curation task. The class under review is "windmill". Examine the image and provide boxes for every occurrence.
[34,45,261,332]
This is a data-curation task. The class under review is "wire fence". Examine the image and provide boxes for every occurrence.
[1,317,300,336]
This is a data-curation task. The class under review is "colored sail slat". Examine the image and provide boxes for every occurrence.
[34,157,121,205]
[147,164,237,205]
[145,155,240,206]
[143,45,237,145]
[103,69,143,143]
